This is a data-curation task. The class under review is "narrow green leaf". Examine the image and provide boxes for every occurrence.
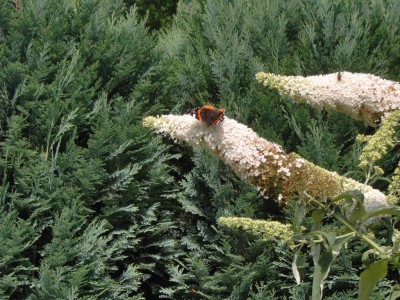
[312,209,324,224]
[312,251,334,300]
[348,199,367,225]
[292,251,301,285]
[332,190,364,203]
[386,284,400,300]
[358,260,388,300]
[361,249,376,267]
[392,232,400,254]
[387,291,400,300]
[293,201,307,231]
[361,206,400,224]
[324,232,336,248]
[310,231,336,249]
[331,234,353,254]
[319,251,334,276]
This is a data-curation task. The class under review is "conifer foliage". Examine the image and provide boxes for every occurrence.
[0,0,178,298]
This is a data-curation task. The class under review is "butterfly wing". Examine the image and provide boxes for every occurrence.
[200,106,225,126]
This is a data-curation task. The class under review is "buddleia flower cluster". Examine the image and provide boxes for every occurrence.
[256,71,400,205]
[218,216,296,247]
[357,111,400,180]
[143,114,387,211]
[255,71,400,127]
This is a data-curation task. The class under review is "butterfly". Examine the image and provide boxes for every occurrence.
[187,105,225,126]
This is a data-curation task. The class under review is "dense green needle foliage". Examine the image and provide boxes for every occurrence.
[124,0,178,30]
[0,1,178,298]
[1,0,400,299]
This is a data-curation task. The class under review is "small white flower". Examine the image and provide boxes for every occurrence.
[278,167,291,177]
[295,158,305,167]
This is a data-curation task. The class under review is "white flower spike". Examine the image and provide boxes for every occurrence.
[256,71,400,126]
[143,114,387,211]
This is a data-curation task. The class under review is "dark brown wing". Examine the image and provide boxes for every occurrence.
[200,107,224,126]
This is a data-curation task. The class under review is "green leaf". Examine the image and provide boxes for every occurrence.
[312,251,334,300]
[292,251,301,285]
[361,249,377,267]
[312,209,324,224]
[332,190,364,203]
[392,232,400,254]
[293,201,307,231]
[361,206,400,224]
[309,231,336,249]
[331,234,353,255]
[386,284,400,300]
[319,251,334,275]
[348,198,367,225]
[358,260,388,300]
[323,232,336,248]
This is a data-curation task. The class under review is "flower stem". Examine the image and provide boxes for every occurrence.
[308,197,384,254]
[332,212,383,254]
